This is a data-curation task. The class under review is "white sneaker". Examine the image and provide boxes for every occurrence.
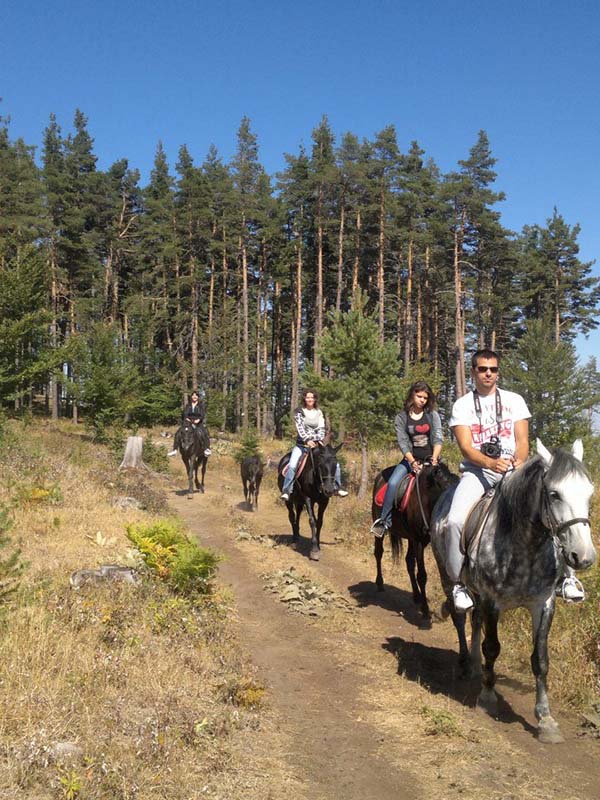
[167,450,177,457]
[337,489,348,497]
[280,492,290,501]
[557,576,585,602]
[370,518,388,538]
[204,448,212,457]
[452,584,474,613]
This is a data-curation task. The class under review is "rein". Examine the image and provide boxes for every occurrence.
[414,458,436,531]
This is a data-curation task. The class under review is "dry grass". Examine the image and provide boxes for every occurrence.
[0,420,282,800]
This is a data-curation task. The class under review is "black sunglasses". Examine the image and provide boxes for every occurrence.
[475,365,499,374]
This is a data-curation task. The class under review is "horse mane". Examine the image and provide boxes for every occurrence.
[496,448,590,534]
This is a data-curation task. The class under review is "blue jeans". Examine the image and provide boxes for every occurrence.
[282,446,306,493]
[282,446,343,493]
[380,459,410,527]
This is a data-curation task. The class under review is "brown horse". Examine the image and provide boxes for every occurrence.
[372,461,457,621]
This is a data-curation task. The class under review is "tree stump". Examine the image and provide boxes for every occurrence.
[119,436,145,469]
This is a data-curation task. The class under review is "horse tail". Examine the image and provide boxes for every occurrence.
[389,529,403,564]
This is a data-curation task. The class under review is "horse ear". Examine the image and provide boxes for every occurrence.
[572,439,584,462]
[536,439,552,465]
[334,442,344,453]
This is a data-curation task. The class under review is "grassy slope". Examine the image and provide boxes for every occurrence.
[0,421,275,800]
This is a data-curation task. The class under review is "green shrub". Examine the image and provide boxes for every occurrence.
[142,438,169,473]
[126,520,219,595]
[234,430,262,464]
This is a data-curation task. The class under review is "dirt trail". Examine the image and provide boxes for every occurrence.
[167,456,599,800]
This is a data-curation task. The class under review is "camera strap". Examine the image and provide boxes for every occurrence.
[473,389,502,437]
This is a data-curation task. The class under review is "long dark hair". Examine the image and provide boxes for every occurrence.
[403,381,436,413]
[301,389,320,409]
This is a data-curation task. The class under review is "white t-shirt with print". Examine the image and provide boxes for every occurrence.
[450,388,531,461]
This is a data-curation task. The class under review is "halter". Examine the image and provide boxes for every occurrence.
[540,483,590,555]
[309,443,333,495]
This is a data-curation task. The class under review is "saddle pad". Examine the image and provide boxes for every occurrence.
[282,452,308,479]
[460,490,495,558]
[399,473,416,513]
[374,473,414,509]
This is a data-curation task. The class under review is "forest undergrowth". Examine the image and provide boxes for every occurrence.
[0,419,276,800]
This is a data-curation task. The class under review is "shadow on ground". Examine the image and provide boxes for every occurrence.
[383,636,536,735]
[347,580,433,629]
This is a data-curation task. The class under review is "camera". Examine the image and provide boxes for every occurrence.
[480,435,502,459]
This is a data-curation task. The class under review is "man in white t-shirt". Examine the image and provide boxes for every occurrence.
[447,349,531,612]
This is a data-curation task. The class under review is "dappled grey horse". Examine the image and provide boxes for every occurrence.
[431,439,596,744]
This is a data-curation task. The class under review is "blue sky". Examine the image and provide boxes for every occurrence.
[2,0,599,360]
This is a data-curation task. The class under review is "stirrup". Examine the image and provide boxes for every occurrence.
[370,518,388,538]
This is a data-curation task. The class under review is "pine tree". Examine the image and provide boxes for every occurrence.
[502,318,598,446]
[303,293,403,497]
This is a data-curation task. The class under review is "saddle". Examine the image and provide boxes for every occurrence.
[460,489,496,562]
[282,452,309,479]
[374,473,415,512]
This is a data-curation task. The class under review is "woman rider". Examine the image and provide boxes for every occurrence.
[280,389,348,500]
[371,381,443,537]
[168,389,211,457]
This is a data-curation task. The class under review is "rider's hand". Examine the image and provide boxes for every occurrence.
[410,460,422,473]
[511,456,524,469]
[307,440,317,449]
[490,457,512,474]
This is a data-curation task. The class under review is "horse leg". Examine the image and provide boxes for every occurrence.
[288,501,301,548]
[198,456,206,493]
[405,541,420,605]
[414,541,431,622]
[182,455,194,495]
[531,596,563,744]
[469,602,483,678]
[315,499,329,551]
[305,499,320,561]
[449,606,471,679]
[243,478,248,506]
[477,602,500,716]
[374,536,385,591]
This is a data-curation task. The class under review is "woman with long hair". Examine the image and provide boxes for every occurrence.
[280,389,347,500]
[371,381,442,537]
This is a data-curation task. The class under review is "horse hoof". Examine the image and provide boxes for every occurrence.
[309,549,320,561]
[538,718,564,744]
[476,688,498,717]
[440,600,451,620]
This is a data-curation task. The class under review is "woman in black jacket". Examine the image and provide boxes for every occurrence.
[168,390,211,456]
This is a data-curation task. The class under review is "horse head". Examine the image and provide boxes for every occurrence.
[311,442,341,498]
[536,439,596,571]
[427,461,457,494]
[180,421,197,451]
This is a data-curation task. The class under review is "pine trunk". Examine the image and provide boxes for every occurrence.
[351,209,361,305]
[358,434,369,500]
[336,202,345,312]
[378,192,385,341]
[404,237,413,370]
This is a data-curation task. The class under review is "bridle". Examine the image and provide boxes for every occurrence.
[540,482,590,555]
[308,444,335,495]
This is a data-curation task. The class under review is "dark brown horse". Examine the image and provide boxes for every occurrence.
[372,461,457,621]
[278,443,342,561]
[178,421,209,495]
